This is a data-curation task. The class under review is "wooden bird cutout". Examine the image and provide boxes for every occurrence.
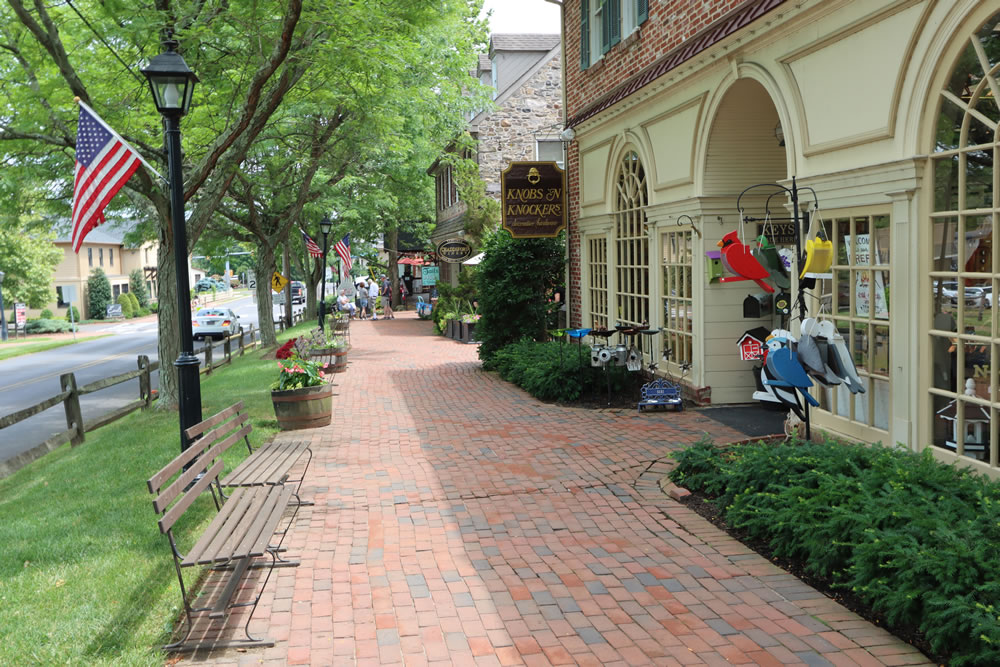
[760,363,805,420]
[717,231,775,293]
[764,333,820,407]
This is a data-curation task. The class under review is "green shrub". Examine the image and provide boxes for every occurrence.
[87,268,112,320]
[39,308,53,319]
[25,318,72,333]
[485,340,626,403]
[476,229,564,363]
[115,292,134,318]
[128,268,149,308]
[669,439,1000,665]
[65,305,80,322]
[125,292,140,317]
[148,302,158,313]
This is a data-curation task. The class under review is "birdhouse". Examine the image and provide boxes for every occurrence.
[743,293,772,318]
[936,379,991,459]
[737,327,771,361]
[774,291,791,315]
[705,250,724,283]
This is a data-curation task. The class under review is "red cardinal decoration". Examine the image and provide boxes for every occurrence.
[717,231,775,293]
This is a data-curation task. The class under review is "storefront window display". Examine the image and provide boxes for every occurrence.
[661,229,693,367]
[614,151,649,328]
[587,236,609,330]
[813,212,891,432]
[929,11,999,466]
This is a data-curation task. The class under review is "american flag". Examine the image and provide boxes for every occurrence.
[70,102,153,253]
[301,229,323,258]
[334,233,352,276]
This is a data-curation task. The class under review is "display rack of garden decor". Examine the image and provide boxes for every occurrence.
[734,176,822,440]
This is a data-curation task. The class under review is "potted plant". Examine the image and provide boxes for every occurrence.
[302,327,349,373]
[270,338,334,430]
[460,312,480,343]
[442,311,459,339]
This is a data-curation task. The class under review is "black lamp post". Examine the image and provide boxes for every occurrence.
[318,215,333,329]
[0,270,7,342]
[141,40,202,452]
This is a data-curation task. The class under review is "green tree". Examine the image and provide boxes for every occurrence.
[115,291,134,318]
[128,269,149,309]
[87,268,112,320]
[126,291,141,316]
[0,223,62,308]
[476,229,565,362]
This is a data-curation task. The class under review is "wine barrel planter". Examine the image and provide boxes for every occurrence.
[271,382,334,430]
[331,347,349,373]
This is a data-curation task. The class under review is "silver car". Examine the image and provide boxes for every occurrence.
[192,308,241,340]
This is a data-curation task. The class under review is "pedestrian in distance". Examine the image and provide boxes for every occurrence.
[368,276,379,320]
[357,282,369,320]
[381,276,394,320]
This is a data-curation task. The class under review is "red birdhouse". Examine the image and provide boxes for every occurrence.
[737,327,771,362]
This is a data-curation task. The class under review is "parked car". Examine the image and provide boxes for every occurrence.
[194,278,218,293]
[983,286,993,308]
[291,281,305,304]
[961,286,986,306]
[932,280,959,302]
[192,308,241,340]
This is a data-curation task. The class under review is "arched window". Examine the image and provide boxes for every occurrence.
[929,12,1000,467]
[614,151,649,329]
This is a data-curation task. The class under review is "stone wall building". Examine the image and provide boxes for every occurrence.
[429,33,563,287]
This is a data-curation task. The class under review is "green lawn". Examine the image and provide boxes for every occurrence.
[0,335,110,362]
[0,324,309,665]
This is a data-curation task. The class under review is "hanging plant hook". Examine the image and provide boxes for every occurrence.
[675,214,701,239]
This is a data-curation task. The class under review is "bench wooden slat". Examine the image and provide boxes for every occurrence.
[147,436,214,495]
[183,401,245,441]
[221,441,309,487]
[157,459,225,533]
[189,414,250,459]
[183,486,260,565]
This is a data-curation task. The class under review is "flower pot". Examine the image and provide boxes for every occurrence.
[271,383,334,430]
[447,319,457,339]
[331,347,349,373]
[309,345,348,373]
[463,322,477,343]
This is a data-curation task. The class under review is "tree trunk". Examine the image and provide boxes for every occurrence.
[283,243,293,328]
[155,234,181,410]
[255,245,278,347]
[389,227,399,307]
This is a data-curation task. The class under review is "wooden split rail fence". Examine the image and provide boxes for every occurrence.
[0,325,261,479]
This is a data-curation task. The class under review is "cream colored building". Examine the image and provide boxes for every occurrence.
[47,227,158,319]
[565,1,1000,476]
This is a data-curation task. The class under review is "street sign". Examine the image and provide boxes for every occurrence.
[271,271,289,293]
[14,303,26,326]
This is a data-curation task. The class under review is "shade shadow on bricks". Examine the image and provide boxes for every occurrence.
[190,313,931,665]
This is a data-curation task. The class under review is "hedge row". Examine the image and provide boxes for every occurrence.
[484,340,629,403]
[669,438,1000,665]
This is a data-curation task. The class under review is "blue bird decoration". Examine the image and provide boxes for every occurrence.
[764,331,820,408]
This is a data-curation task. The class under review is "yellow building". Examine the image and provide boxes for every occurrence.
[46,227,158,320]
[561,1,1000,476]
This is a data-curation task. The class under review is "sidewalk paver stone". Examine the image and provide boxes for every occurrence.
[185,314,932,665]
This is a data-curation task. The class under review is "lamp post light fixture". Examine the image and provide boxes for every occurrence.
[318,215,333,329]
[141,40,202,453]
[0,269,7,342]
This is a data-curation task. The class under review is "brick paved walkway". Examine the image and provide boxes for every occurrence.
[194,313,930,666]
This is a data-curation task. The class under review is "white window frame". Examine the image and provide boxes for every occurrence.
[535,139,565,169]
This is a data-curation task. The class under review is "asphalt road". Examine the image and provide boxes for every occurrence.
[0,292,304,466]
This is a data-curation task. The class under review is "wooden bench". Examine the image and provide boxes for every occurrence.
[185,402,313,505]
[147,424,299,651]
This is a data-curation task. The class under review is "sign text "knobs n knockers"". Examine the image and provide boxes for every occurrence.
[501,162,566,238]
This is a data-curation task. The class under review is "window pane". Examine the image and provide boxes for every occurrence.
[965,150,994,209]
[964,215,993,272]
[931,217,960,271]
[873,325,890,375]
[936,99,964,152]
[933,155,960,212]
[931,334,956,393]
[873,215,890,264]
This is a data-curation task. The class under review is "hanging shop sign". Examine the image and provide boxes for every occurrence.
[755,222,797,246]
[437,238,473,263]
[501,161,566,238]
[422,266,439,286]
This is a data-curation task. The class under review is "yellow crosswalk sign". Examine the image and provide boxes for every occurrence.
[271,271,289,293]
